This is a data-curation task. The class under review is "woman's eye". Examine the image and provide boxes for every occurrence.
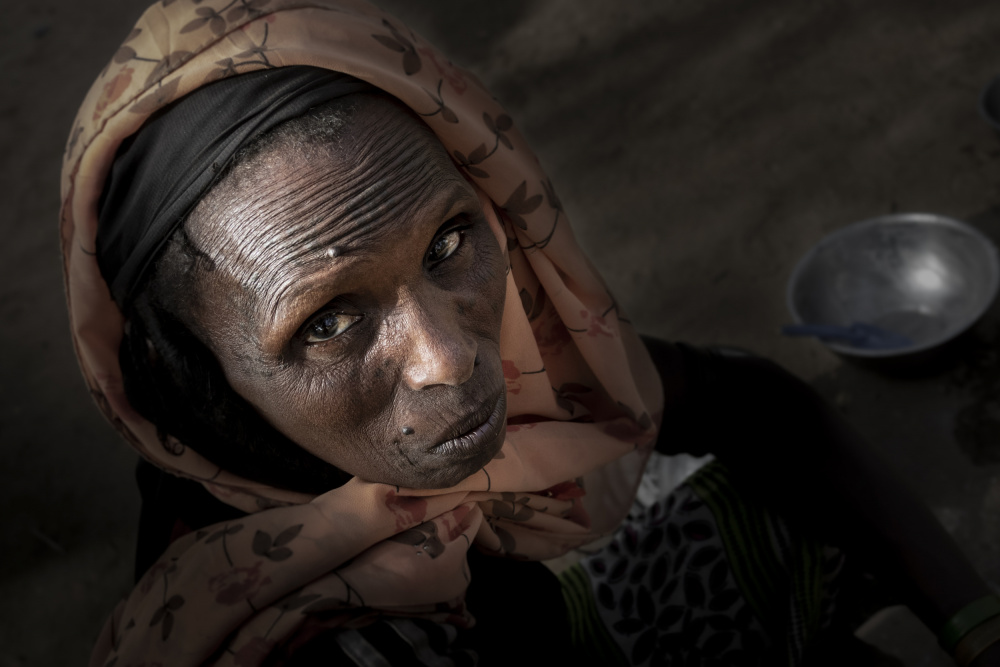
[303,312,361,344]
[427,228,464,264]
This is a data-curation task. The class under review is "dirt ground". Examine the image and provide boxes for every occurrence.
[3,0,1000,664]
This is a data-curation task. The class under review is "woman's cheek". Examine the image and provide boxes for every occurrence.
[257,361,357,439]
[476,240,508,328]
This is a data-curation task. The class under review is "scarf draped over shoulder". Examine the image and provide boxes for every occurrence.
[60,1,664,664]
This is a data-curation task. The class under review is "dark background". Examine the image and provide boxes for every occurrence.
[3,1,1000,664]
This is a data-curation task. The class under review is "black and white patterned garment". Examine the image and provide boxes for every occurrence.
[561,460,846,667]
[281,616,477,666]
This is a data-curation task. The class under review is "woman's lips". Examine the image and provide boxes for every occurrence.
[428,391,506,460]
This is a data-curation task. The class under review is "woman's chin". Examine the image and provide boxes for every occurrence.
[394,430,506,490]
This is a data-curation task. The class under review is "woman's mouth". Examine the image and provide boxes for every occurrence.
[428,391,507,461]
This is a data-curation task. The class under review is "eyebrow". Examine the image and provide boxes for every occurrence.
[258,179,477,330]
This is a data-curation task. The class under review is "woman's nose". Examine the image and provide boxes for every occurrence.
[397,292,477,391]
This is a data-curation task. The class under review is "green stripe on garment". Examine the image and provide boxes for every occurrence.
[789,527,825,646]
[770,519,807,663]
[685,462,790,640]
[685,464,777,612]
[559,563,629,667]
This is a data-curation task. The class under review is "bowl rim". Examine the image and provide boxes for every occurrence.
[785,212,1000,358]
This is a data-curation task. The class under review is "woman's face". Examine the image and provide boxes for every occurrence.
[184,98,508,490]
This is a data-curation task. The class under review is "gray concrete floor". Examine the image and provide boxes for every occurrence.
[3,0,1000,664]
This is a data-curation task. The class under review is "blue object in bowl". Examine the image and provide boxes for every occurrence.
[781,322,913,350]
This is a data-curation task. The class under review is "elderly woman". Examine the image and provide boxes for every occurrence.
[62,1,1000,666]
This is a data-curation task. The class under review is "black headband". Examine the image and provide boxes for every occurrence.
[96,66,378,305]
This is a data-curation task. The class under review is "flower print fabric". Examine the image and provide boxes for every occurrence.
[61,1,664,664]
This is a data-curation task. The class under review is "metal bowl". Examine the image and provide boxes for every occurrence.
[786,213,1000,358]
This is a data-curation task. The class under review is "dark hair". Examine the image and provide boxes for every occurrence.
[117,96,382,494]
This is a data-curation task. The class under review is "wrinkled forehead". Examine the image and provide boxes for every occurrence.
[182,95,474,311]
[193,98,458,247]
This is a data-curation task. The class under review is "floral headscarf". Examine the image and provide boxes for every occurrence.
[61,1,663,663]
